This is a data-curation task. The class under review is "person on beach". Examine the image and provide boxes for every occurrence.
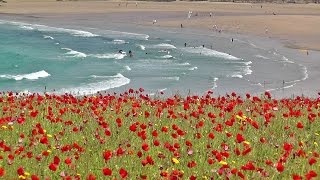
[184,43,187,47]
[135,2,138,7]
[181,24,183,28]
[231,38,234,42]
[202,45,205,48]
[153,20,157,24]
[209,12,212,17]
[129,50,133,57]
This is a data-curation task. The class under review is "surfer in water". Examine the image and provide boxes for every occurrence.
[129,50,133,57]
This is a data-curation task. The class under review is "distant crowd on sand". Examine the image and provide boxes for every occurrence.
[150,5,310,56]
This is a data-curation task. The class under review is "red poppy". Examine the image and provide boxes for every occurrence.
[119,168,128,178]
[31,175,40,180]
[309,158,317,165]
[53,156,60,165]
[17,167,24,175]
[86,173,96,180]
[103,150,112,161]
[49,163,57,171]
[64,157,72,165]
[141,142,149,151]
[292,174,303,180]
[276,162,284,172]
[236,133,245,143]
[296,122,304,129]
[102,168,112,176]
[305,170,317,180]
[0,167,4,177]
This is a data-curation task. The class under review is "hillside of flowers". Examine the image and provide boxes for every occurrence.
[0,89,319,180]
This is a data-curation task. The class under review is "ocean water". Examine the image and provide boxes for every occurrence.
[0,20,308,96]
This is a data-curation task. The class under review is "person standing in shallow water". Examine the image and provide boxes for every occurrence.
[184,43,187,47]
[129,50,133,57]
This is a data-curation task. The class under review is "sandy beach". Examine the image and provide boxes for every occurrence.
[1,0,320,97]
[1,1,320,51]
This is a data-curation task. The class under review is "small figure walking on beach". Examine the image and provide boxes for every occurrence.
[307,50,309,55]
[129,50,133,57]
[184,42,187,47]
[209,12,212,17]
[231,38,234,42]
[265,27,268,34]
[181,24,183,28]
[153,19,157,24]
[136,2,138,7]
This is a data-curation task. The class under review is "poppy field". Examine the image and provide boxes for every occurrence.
[0,89,319,179]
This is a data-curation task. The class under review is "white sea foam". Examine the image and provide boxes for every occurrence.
[153,43,176,49]
[281,56,294,63]
[243,66,252,75]
[20,25,34,30]
[113,39,126,44]
[0,20,99,37]
[56,73,130,95]
[255,55,270,60]
[90,53,126,60]
[101,30,149,40]
[62,48,87,58]
[179,62,190,66]
[161,55,174,59]
[124,65,131,71]
[162,77,180,81]
[90,73,125,79]
[0,70,50,81]
[34,25,98,37]
[159,88,167,92]
[188,67,198,71]
[212,77,219,89]
[286,64,309,84]
[183,47,241,60]
[231,74,243,78]
[267,83,297,92]
[43,35,54,40]
[244,61,252,65]
[301,65,308,81]
[138,45,146,50]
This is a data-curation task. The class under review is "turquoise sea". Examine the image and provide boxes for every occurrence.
[0,19,308,96]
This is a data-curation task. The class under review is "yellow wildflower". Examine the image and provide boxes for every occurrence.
[243,141,250,145]
[1,126,7,129]
[315,133,319,136]
[236,115,247,121]
[47,150,52,153]
[24,172,30,176]
[314,142,318,147]
[47,134,53,138]
[232,161,236,164]
[219,161,228,165]
[172,158,179,164]
[19,175,26,180]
